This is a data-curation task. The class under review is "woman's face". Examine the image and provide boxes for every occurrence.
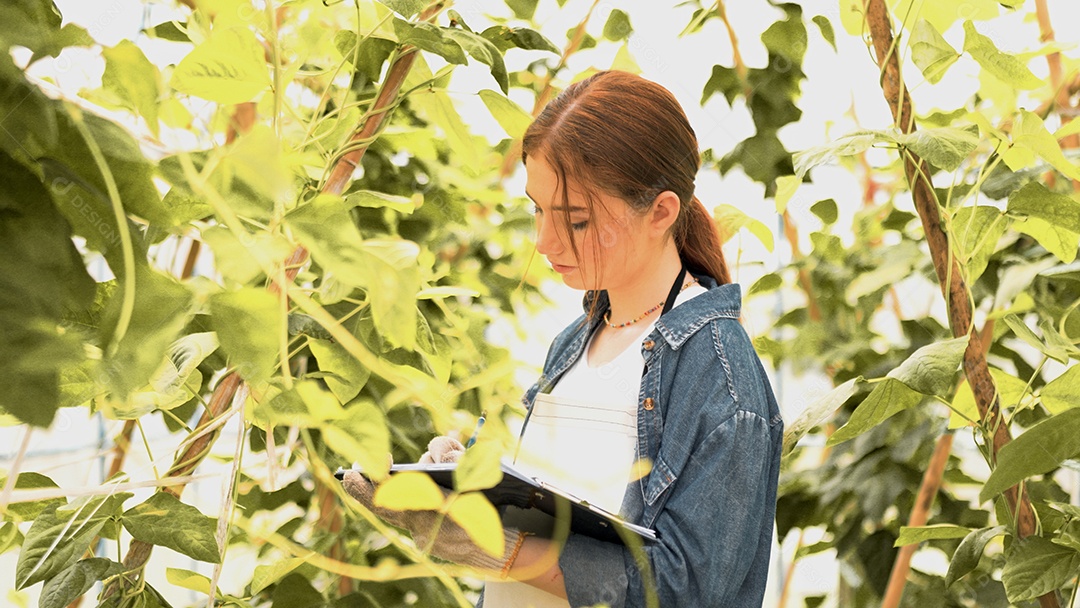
[524,154,652,292]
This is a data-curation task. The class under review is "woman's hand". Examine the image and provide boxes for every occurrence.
[340,448,526,576]
[418,436,466,463]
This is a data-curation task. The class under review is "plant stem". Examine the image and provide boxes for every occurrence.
[861,2,1059,606]
[0,427,33,515]
[498,0,601,179]
[67,106,136,357]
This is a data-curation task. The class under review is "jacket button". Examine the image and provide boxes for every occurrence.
[643,398,655,411]
[642,339,655,351]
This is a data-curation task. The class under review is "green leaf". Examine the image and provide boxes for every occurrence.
[478,89,532,140]
[962,21,1042,90]
[345,189,420,215]
[844,243,921,304]
[950,368,1032,429]
[951,205,1009,282]
[895,524,973,547]
[394,20,467,65]
[287,196,420,349]
[894,125,980,171]
[16,493,130,589]
[308,339,371,404]
[946,525,1006,587]
[210,287,283,385]
[102,41,162,137]
[454,439,504,493]
[0,521,23,555]
[321,399,391,482]
[0,1,91,59]
[761,12,807,64]
[406,59,484,174]
[895,0,998,33]
[39,558,122,608]
[811,199,838,225]
[1009,111,1080,181]
[1013,216,1079,264]
[910,19,959,84]
[1003,313,1072,364]
[714,204,774,252]
[374,471,445,510]
[0,151,95,427]
[747,273,783,298]
[828,378,925,445]
[0,51,58,157]
[980,408,1080,503]
[1041,364,1080,414]
[448,492,505,557]
[602,9,632,42]
[0,472,63,520]
[251,555,310,595]
[1055,521,1080,553]
[1001,536,1080,603]
[148,20,190,42]
[46,109,173,232]
[793,130,885,178]
[811,15,835,51]
[887,337,969,396]
[200,226,293,286]
[122,493,220,563]
[701,64,741,106]
[223,125,296,205]
[377,0,426,18]
[165,567,214,595]
[479,26,559,54]
[171,26,270,104]
[774,175,800,214]
[1007,181,1080,234]
[30,22,93,63]
[782,378,861,455]
[441,28,508,93]
[100,265,194,401]
[505,0,538,20]
[810,231,843,261]
[255,379,345,429]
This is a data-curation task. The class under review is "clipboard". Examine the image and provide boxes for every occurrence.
[337,462,658,546]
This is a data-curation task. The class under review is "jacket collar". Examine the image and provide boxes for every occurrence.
[580,274,742,350]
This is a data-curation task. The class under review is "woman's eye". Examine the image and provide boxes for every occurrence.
[570,220,588,231]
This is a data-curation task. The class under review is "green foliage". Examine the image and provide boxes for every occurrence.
[122,493,221,563]
[5,1,1080,606]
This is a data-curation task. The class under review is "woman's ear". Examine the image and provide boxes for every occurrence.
[649,191,681,235]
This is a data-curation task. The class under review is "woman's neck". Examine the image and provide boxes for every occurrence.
[603,244,685,327]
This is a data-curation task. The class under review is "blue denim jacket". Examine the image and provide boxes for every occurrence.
[519,277,783,608]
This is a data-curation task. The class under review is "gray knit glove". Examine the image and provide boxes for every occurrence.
[341,461,525,575]
[419,436,466,464]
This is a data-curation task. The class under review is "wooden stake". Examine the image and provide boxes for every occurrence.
[861,1,1059,606]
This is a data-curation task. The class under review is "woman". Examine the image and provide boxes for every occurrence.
[344,70,783,607]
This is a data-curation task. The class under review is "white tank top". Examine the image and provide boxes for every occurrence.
[484,285,706,607]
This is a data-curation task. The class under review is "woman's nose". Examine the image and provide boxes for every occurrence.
[535,214,564,256]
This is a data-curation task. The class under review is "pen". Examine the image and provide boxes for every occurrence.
[465,411,486,448]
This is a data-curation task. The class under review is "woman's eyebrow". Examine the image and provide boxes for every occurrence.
[524,191,587,212]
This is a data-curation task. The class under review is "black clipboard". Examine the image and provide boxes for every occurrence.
[338,462,658,546]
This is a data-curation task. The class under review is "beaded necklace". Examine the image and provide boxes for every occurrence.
[602,276,698,329]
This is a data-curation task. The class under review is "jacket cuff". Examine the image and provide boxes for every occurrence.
[558,535,628,608]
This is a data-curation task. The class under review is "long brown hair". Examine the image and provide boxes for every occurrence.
[521,70,730,285]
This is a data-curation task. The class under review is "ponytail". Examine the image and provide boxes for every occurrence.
[676,195,730,285]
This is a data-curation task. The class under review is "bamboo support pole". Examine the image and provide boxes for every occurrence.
[862,2,1059,606]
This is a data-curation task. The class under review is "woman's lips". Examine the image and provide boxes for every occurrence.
[550,263,575,274]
